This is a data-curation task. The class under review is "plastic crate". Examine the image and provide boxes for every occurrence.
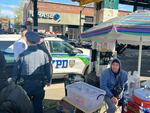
[132,96,150,108]
[124,100,150,113]
[66,81,106,111]
[64,73,84,96]
[134,88,150,101]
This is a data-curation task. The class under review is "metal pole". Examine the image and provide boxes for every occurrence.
[138,37,142,76]
[33,0,38,32]
[94,2,102,25]
[79,6,86,42]
[133,0,138,11]
[8,19,11,32]
[79,10,82,42]
[133,5,137,11]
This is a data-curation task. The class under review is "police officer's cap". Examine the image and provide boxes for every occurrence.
[25,32,40,44]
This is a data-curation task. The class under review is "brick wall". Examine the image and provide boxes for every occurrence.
[38,2,94,16]
[38,2,131,17]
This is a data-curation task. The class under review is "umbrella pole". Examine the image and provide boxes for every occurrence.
[138,37,142,76]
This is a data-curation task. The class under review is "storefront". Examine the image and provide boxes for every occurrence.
[23,1,130,39]
[23,1,94,39]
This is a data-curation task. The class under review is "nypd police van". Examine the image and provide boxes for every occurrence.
[0,34,91,79]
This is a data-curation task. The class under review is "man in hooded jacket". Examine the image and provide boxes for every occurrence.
[100,58,128,113]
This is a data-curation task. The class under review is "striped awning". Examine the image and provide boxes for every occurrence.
[81,10,150,45]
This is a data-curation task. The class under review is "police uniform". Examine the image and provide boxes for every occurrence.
[16,32,52,113]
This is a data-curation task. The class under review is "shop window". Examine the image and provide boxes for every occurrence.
[50,41,74,53]
[85,16,94,23]
[68,28,79,39]
[53,25,63,33]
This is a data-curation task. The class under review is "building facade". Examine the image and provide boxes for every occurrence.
[23,1,130,39]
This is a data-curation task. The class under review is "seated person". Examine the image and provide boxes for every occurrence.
[100,58,128,113]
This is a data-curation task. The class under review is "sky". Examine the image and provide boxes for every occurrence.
[49,0,78,5]
[0,0,133,18]
[0,0,20,17]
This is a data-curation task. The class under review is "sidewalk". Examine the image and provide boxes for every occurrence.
[44,76,150,113]
[44,83,65,113]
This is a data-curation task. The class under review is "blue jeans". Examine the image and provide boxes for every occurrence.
[104,96,117,113]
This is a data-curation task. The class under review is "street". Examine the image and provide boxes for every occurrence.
[119,48,150,76]
[0,0,150,113]
[44,79,65,113]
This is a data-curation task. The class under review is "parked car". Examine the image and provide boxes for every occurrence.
[0,34,91,79]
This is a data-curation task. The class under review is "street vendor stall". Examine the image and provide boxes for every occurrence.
[81,10,150,77]
[80,10,150,113]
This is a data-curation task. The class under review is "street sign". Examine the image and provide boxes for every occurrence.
[79,0,103,6]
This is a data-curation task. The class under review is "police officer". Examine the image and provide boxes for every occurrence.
[16,32,52,113]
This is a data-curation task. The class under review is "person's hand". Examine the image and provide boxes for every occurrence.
[111,96,118,105]
[46,83,51,87]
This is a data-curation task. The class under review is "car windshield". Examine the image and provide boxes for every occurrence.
[0,41,14,52]
[50,41,74,53]
[0,41,15,63]
[63,41,74,49]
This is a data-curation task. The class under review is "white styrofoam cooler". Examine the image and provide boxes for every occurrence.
[66,81,106,111]
[134,88,150,101]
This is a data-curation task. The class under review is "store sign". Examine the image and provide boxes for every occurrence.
[80,0,103,6]
[38,12,61,21]
[38,12,53,19]
[53,14,61,21]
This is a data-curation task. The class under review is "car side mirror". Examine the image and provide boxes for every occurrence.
[72,49,83,54]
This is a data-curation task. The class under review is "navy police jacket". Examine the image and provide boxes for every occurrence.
[16,45,52,84]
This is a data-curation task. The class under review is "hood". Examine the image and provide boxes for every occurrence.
[110,58,122,73]
[110,58,121,66]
